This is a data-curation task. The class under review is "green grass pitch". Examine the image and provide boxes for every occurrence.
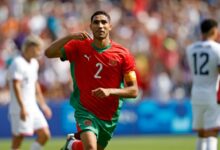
[0,135,216,150]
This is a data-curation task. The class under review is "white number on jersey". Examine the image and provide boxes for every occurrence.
[94,63,103,79]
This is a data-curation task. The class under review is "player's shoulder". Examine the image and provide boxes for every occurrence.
[75,39,92,45]
[67,39,92,47]
[30,58,39,67]
[208,41,220,56]
[30,58,38,63]
[10,55,23,66]
[186,41,201,51]
[111,41,130,53]
[208,40,220,49]
[30,58,39,70]
[8,55,24,71]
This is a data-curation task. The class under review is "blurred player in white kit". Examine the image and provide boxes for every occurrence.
[186,18,220,150]
[7,35,52,150]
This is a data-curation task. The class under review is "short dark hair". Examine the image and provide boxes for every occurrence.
[90,10,111,22]
[200,18,218,34]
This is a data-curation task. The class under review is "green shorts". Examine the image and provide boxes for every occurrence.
[74,107,118,148]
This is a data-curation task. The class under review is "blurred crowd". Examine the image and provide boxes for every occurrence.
[0,0,220,104]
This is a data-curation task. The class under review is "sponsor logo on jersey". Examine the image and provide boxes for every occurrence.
[84,54,91,61]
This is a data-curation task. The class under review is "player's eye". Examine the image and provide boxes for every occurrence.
[93,20,99,24]
[93,20,108,25]
[101,20,108,24]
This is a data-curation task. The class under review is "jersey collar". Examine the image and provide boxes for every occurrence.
[91,41,112,53]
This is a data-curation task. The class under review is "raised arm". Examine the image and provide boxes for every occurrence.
[92,71,138,98]
[45,32,91,58]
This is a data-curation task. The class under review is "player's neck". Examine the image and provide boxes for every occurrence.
[92,38,111,49]
[202,35,216,41]
[22,53,31,62]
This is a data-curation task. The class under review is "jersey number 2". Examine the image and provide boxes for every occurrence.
[94,63,103,79]
[192,52,209,75]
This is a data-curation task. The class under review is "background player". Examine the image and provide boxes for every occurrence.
[186,19,220,150]
[45,10,138,150]
[7,35,52,150]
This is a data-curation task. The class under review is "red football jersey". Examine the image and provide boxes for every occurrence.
[62,39,135,121]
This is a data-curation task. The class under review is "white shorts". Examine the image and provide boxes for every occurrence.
[192,104,220,130]
[9,109,48,136]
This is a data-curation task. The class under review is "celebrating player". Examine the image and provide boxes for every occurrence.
[8,35,52,150]
[186,19,220,150]
[45,10,138,150]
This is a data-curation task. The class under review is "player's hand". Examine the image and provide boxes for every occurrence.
[20,107,28,121]
[92,88,111,98]
[72,32,92,40]
[41,105,52,119]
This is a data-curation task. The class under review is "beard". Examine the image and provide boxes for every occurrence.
[94,32,108,40]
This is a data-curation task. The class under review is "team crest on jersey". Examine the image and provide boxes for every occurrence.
[84,119,92,126]
[108,59,117,66]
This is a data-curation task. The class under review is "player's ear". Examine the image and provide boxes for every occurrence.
[109,24,112,31]
[89,23,92,30]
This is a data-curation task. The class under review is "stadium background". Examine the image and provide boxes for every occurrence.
[0,0,220,149]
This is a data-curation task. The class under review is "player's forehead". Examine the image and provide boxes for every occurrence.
[92,15,109,22]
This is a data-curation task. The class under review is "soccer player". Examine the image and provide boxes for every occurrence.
[7,35,52,150]
[186,19,220,150]
[45,10,138,150]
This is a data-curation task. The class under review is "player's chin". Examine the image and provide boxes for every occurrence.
[94,34,107,40]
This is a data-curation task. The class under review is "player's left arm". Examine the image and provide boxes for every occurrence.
[92,71,138,98]
[36,81,52,119]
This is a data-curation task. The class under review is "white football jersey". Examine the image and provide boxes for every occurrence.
[186,40,220,105]
[8,55,39,114]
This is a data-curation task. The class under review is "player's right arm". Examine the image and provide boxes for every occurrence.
[13,79,27,121]
[45,32,91,58]
[92,71,138,98]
